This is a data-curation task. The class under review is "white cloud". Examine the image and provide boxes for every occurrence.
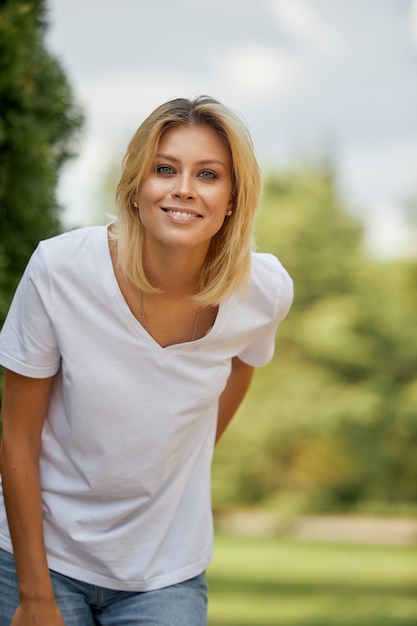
[264,0,345,54]
[340,139,417,209]
[410,0,417,46]
[75,72,199,137]
[217,44,304,102]
[364,204,412,260]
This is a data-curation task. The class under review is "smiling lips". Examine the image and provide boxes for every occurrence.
[163,208,202,219]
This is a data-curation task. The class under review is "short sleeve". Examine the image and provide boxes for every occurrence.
[237,255,293,367]
[0,244,61,377]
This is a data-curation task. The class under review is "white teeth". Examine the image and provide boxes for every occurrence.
[167,210,196,218]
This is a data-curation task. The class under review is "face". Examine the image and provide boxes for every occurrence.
[136,124,234,257]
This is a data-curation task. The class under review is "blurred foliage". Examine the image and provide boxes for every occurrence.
[212,167,417,515]
[0,0,83,425]
[0,0,83,326]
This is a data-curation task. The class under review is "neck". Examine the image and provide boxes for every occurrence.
[142,240,209,295]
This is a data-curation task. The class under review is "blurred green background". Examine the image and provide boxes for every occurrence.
[212,168,417,517]
[206,533,417,625]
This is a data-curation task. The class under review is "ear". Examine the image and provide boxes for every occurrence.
[225,195,235,216]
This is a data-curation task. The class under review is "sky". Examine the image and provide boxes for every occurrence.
[45,0,417,258]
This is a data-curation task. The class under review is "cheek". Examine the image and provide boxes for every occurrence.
[212,189,233,216]
[206,183,233,205]
[138,179,158,206]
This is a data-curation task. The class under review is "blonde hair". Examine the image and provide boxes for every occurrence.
[115,96,261,306]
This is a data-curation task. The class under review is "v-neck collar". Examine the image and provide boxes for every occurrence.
[98,224,231,353]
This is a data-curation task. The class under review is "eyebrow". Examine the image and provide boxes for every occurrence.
[155,153,228,169]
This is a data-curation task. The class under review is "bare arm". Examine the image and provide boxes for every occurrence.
[0,369,65,624]
[216,357,255,444]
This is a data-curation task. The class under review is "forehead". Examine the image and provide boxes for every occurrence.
[157,124,231,165]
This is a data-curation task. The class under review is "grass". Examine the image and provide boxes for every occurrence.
[206,533,417,626]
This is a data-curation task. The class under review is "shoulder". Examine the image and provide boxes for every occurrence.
[249,252,293,302]
[34,225,107,272]
[250,252,291,284]
[21,225,109,293]
[38,225,106,257]
[247,252,294,323]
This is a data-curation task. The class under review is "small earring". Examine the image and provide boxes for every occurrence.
[133,201,138,208]
[226,210,233,216]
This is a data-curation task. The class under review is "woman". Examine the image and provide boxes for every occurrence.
[0,96,293,625]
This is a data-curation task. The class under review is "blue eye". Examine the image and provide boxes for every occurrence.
[198,170,217,179]
[156,165,174,175]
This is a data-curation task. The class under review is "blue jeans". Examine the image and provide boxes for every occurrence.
[0,548,208,625]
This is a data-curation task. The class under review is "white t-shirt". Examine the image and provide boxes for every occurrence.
[0,225,293,591]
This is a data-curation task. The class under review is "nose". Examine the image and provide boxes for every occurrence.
[172,173,195,200]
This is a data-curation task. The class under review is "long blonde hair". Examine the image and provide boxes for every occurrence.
[115,96,261,306]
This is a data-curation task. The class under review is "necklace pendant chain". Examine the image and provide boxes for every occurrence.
[138,289,148,331]
[139,290,201,342]
[190,306,201,342]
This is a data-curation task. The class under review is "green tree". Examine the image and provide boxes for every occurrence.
[0,0,83,324]
[212,167,417,515]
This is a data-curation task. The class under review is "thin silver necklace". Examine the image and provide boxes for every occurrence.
[138,290,201,342]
